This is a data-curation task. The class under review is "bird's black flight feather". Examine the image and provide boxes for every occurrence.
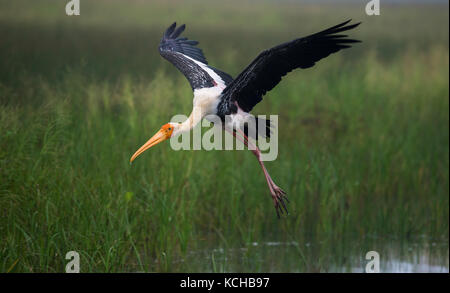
[218,20,361,114]
[160,22,208,64]
[159,22,233,90]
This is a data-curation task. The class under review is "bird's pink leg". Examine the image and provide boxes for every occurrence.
[228,128,289,217]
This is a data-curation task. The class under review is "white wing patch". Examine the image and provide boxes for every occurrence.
[182,54,226,89]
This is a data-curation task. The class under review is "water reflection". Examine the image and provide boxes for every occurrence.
[177,238,448,273]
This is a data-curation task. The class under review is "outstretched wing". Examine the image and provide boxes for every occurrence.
[218,20,361,113]
[159,22,233,90]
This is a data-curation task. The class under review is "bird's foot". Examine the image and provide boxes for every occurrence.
[270,184,289,218]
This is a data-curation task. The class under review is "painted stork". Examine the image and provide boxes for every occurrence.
[130,20,361,217]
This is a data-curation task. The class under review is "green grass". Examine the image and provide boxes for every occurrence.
[0,0,448,272]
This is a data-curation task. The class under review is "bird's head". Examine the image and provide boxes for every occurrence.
[130,122,180,163]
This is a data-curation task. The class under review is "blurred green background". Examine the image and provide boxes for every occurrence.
[0,0,448,272]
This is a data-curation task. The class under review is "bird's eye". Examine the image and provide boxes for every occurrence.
[168,128,172,131]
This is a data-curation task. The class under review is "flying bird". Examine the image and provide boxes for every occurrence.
[130,20,361,217]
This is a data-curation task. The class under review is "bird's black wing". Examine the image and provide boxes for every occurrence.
[218,20,361,114]
[159,23,233,90]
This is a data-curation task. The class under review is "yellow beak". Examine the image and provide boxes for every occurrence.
[130,129,168,163]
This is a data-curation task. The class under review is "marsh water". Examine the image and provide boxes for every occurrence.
[163,236,449,273]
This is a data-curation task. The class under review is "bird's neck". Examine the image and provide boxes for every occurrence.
[178,106,204,133]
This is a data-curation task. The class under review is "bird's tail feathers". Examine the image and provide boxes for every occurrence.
[243,116,272,140]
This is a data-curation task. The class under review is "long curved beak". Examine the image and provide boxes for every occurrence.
[130,129,168,163]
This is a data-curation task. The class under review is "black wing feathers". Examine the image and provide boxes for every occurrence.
[219,20,361,113]
[159,22,234,90]
[160,23,208,64]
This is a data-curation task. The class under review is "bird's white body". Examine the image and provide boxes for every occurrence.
[181,53,252,134]
[192,87,222,116]
[188,86,253,136]
[176,87,223,134]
